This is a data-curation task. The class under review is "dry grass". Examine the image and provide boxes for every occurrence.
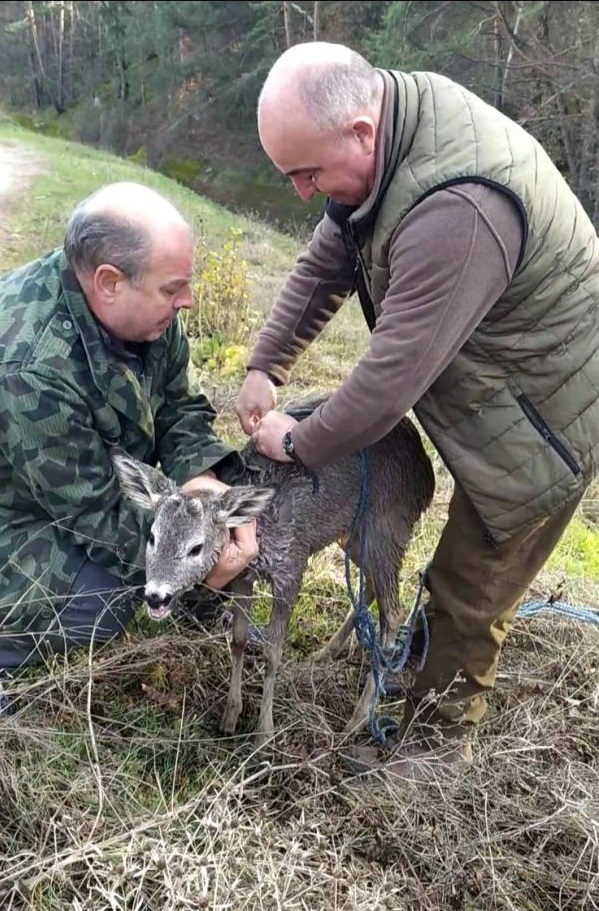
[1,489,598,911]
[0,607,598,911]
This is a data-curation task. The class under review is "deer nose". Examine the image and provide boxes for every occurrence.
[145,589,172,610]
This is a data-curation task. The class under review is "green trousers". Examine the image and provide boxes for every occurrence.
[403,484,584,742]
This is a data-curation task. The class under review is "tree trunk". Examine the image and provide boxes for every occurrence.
[56,0,65,111]
[25,0,65,113]
[313,1,320,41]
[492,13,503,109]
[283,1,293,49]
[25,1,47,109]
[578,65,599,214]
[118,56,129,102]
[553,92,580,190]
[494,0,523,111]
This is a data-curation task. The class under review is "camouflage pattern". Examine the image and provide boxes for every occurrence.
[0,249,240,637]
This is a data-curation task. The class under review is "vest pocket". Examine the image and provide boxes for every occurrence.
[517,394,581,475]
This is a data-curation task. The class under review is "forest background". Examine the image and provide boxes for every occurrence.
[3,1,599,234]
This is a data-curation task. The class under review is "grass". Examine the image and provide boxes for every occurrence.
[0,119,598,911]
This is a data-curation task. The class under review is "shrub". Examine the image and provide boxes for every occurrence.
[183,229,261,379]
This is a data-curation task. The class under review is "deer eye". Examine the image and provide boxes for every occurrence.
[148,531,155,547]
[187,543,203,558]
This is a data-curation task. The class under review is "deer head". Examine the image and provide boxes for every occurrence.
[111,449,275,620]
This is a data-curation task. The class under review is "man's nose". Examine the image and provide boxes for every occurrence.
[174,287,193,310]
[290,175,317,202]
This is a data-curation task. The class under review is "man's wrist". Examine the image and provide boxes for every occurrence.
[247,362,286,388]
[282,429,302,464]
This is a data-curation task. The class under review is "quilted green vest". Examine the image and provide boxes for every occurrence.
[350,70,599,542]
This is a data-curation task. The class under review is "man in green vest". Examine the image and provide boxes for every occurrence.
[236,42,599,778]
[0,182,257,697]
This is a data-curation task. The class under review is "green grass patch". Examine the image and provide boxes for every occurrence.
[547,514,599,578]
[159,155,205,184]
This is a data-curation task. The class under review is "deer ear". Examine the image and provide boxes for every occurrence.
[111,448,176,510]
[216,486,276,527]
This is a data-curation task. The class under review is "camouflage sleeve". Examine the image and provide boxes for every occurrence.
[154,320,242,485]
[0,368,151,582]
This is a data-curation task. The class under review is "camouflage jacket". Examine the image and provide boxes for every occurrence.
[0,249,240,633]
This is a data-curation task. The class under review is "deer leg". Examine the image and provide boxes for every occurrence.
[312,605,357,662]
[313,534,376,662]
[344,558,405,735]
[221,578,253,735]
[256,570,304,747]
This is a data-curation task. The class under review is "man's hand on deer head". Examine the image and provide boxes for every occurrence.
[251,411,298,462]
[181,473,259,591]
[202,519,259,591]
[181,471,226,495]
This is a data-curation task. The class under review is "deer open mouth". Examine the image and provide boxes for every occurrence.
[145,603,173,622]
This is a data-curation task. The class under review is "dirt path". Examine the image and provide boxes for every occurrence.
[0,140,45,261]
[0,139,44,212]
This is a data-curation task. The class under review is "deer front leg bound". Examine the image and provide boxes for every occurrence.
[255,565,305,747]
[222,577,254,735]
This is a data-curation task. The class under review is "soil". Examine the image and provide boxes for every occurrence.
[0,140,45,249]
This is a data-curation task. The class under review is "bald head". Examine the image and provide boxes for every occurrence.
[64,182,190,285]
[258,42,382,134]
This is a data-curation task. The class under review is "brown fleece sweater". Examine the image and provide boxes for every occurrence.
[248,181,523,468]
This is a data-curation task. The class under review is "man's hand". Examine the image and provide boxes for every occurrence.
[181,473,259,589]
[204,520,258,591]
[181,471,223,495]
[251,410,298,462]
[236,369,277,435]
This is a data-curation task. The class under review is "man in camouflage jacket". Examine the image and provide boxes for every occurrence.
[0,182,255,671]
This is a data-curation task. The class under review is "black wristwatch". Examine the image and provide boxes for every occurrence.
[282,429,301,463]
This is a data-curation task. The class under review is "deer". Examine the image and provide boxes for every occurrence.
[111,399,435,745]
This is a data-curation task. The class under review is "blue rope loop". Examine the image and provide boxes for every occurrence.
[344,450,430,743]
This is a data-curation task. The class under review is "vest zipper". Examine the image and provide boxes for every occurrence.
[344,224,378,332]
[517,395,582,476]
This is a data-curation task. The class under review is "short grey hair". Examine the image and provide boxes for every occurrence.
[64,199,152,286]
[298,51,381,131]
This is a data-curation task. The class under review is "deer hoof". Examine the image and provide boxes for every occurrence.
[310,646,336,664]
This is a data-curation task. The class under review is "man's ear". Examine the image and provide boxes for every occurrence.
[111,448,177,510]
[350,117,376,155]
[94,263,125,300]
[216,486,276,527]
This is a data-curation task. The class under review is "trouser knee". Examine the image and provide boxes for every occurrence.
[0,558,141,671]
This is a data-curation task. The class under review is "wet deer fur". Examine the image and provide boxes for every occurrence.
[112,398,435,743]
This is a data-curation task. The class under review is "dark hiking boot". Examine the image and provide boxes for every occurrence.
[341,737,472,783]
[383,623,430,696]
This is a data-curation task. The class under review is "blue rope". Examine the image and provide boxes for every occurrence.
[344,451,430,744]
[517,599,599,625]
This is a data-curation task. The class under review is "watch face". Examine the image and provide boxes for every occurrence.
[283,432,293,455]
